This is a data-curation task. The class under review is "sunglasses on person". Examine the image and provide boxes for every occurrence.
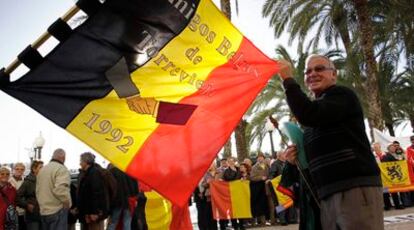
[0,173,10,176]
[304,65,335,75]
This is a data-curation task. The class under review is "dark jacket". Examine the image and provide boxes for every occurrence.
[78,164,108,222]
[68,182,78,225]
[269,159,285,179]
[16,173,40,222]
[109,167,138,210]
[283,78,381,199]
[223,167,241,181]
[381,153,399,162]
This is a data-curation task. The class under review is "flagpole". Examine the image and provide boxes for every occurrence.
[269,116,321,208]
[4,5,80,75]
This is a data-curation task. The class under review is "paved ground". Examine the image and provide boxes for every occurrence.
[190,207,414,230]
[247,207,414,230]
[76,205,414,229]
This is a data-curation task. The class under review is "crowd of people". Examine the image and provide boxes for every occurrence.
[194,153,297,230]
[373,138,414,210]
[1,136,413,230]
[0,149,147,230]
[2,149,295,230]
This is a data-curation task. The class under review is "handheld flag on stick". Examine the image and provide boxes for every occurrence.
[0,0,280,205]
[269,119,320,208]
[269,176,294,213]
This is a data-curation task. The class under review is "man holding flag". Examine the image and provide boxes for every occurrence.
[277,55,383,229]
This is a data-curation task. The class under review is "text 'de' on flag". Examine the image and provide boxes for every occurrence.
[0,0,280,205]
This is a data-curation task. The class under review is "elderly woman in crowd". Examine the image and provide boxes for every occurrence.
[0,166,18,229]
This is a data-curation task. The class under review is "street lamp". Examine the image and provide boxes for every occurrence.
[265,118,276,158]
[33,132,45,160]
[27,149,35,164]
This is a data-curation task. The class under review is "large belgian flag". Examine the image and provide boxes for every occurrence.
[0,0,279,205]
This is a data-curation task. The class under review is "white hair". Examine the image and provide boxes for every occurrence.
[52,148,66,159]
[305,54,336,69]
[0,166,11,174]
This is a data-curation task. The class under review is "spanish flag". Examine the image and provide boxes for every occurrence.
[139,191,192,230]
[210,180,252,220]
[0,0,279,205]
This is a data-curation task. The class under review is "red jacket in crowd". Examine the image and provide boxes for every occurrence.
[0,182,17,229]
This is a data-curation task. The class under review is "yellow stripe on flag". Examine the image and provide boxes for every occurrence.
[229,180,252,219]
[66,0,244,170]
[132,0,243,100]
[270,176,294,210]
[145,191,173,230]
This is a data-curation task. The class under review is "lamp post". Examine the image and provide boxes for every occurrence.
[27,149,35,164]
[265,118,276,158]
[33,132,45,160]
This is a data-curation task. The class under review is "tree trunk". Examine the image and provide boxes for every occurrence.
[220,0,249,162]
[235,120,248,162]
[382,97,395,136]
[220,0,232,160]
[220,0,231,19]
[352,0,384,130]
[223,138,232,159]
[385,123,395,137]
[332,8,352,56]
[410,113,414,133]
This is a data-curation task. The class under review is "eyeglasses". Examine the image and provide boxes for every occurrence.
[304,65,335,75]
[0,173,10,176]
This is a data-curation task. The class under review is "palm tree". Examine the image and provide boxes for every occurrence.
[350,0,384,130]
[392,69,414,132]
[262,0,357,55]
[262,0,384,130]
[245,46,294,152]
[235,119,249,162]
[219,0,251,162]
[220,0,244,160]
[371,0,414,68]
[376,52,400,136]
[220,0,232,19]
[247,45,352,151]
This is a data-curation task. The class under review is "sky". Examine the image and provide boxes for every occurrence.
[0,0,294,169]
[0,0,411,169]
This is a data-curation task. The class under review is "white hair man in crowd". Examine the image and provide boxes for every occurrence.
[36,148,71,230]
[279,55,382,229]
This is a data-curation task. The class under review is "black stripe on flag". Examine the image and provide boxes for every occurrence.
[0,0,200,127]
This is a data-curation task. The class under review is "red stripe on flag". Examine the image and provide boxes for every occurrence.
[277,185,295,199]
[210,181,233,220]
[170,204,193,230]
[126,37,279,205]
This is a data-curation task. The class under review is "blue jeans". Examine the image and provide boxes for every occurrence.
[106,208,131,230]
[41,209,68,230]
